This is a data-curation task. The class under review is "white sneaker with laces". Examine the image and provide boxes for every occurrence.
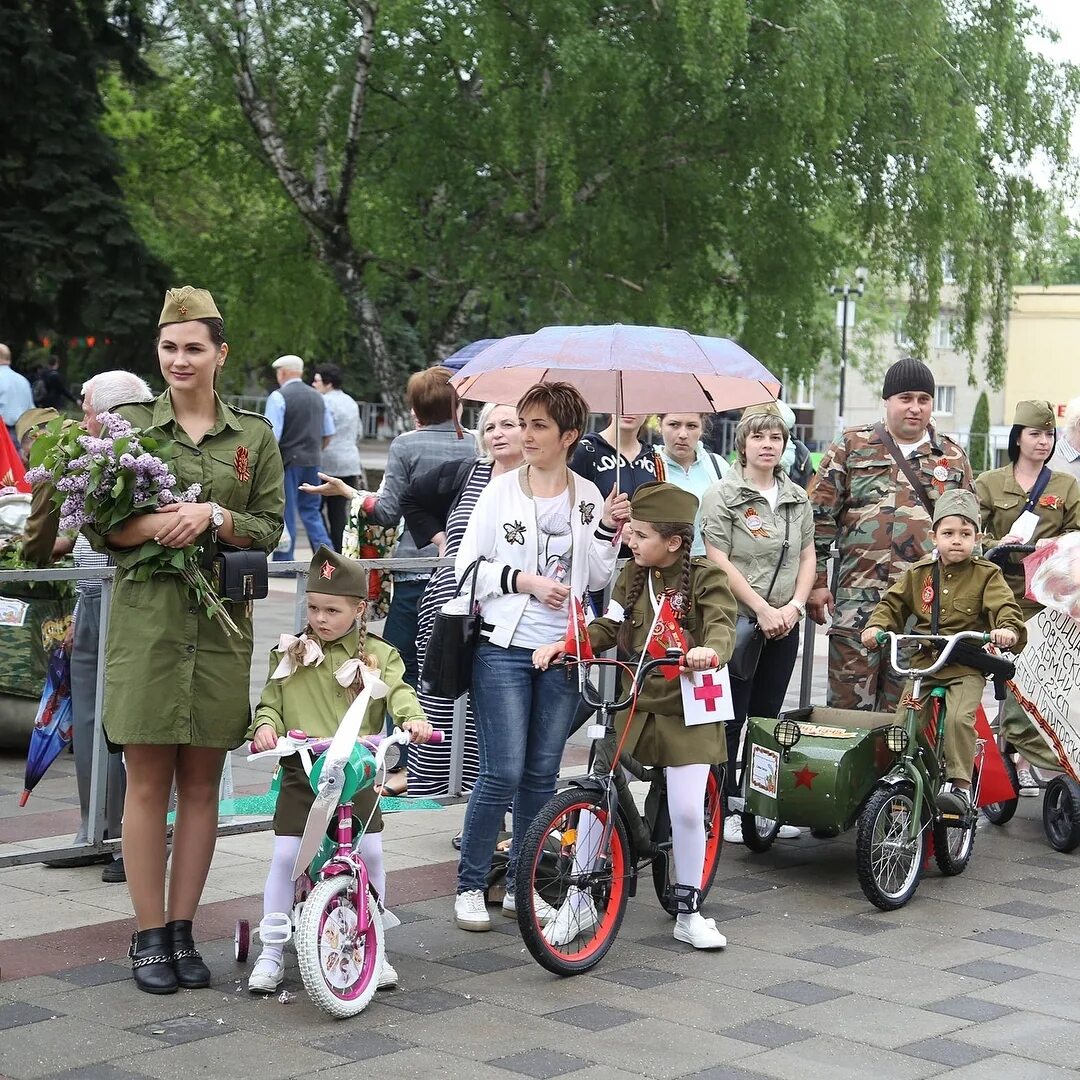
[543,887,599,947]
[247,953,285,994]
[777,825,802,839]
[502,890,557,926]
[454,889,491,932]
[674,911,727,950]
[377,957,398,989]
[1017,768,1039,796]
[723,816,744,844]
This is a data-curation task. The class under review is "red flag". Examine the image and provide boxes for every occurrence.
[974,704,1017,807]
[645,593,688,681]
[563,597,594,660]
[0,424,29,494]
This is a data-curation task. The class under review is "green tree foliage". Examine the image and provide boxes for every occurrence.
[969,390,991,475]
[0,1,168,376]
[108,1,1077,412]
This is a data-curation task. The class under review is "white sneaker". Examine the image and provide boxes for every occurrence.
[248,953,285,994]
[1016,769,1039,797]
[723,816,744,844]
[674,912,727,950]
[454,889,491,932]
[502,890,557,926]
[777,825,802,839]
[377,957,398,990]
[543,887,599,947]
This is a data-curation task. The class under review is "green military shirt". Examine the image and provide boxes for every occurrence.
[811,423,973,633]
[975,465,1080,617]
[249,630,425,741]
[96,391,284,748]
[865,553,1027,680]
[587,557,737,766]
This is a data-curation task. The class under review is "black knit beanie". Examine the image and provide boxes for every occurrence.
[882,357,935,399]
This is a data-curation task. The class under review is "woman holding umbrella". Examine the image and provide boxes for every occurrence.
[452,382,629,932]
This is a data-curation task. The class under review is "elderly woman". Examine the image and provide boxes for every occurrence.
[401,402,524,798]
[976,399,1080,787]
[453,383,628,932]
[653,413,729,554]
[702,403,815,844]
[1050,395,1080,481]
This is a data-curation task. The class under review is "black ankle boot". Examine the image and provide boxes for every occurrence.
[167,919,211,989]
[129,928,178,995]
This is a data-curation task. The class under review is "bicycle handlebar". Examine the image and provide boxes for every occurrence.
[984,542,1037,568]
[575,648,702,713]
[873,630,990,677]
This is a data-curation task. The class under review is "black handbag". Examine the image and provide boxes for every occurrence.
[213,549,269,602]
[420,557,484,700]
[727,507,792,683]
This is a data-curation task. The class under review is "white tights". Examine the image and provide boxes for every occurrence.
[258,831,386,962]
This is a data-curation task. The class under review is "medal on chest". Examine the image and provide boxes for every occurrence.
[743,507,768,538]
[932,457,949,494]
[920,574,935,613]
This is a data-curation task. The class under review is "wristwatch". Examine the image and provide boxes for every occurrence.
[209,502,225,537]
[790,599,807,618]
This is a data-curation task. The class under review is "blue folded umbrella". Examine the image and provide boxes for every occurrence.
[19,645,74,806]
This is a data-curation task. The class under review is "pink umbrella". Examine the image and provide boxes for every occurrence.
[450,324,780,416]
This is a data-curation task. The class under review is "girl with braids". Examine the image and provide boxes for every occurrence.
[246,546,432,995]
[534,483,737,950]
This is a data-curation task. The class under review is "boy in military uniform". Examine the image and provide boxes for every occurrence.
[861,490,1026,810]
[810,358,974,713]
[247,546,432,994]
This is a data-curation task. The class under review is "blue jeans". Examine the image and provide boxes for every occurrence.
[457,642,579,893]
[273,464,333,561]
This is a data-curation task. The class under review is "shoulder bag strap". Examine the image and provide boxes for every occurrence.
[708,452,724,481]
[1022,466,1053,514]
[874,422,936,516]
[762,505,792,604]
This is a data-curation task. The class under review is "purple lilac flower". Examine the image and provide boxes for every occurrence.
[119,453,136,469]
[97,413,133,438]
[24,466,47,485]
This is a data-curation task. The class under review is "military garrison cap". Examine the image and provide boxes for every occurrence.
[932,489,981,528]
[630,482,699,526]
[307,545,367,598]
[1013,400,1055,432]
[158,286,222,326]
[15,407,59,444]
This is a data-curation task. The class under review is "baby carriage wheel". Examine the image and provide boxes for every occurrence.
[1043,776,1080,853]
[234,919,250,962]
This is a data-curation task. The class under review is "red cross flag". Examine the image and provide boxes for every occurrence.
[645,593,688,681]
[679,666,734,726]
[563,597,594,661]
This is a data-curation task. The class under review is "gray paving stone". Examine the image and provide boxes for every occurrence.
[976,972,1080,1022]
[959,1009,1080,1069]
[947,959,1037,983]
[46,1068,149,1080]
[939,1055,1079,1080]
[381,986,476,1014]
[967,928,1049,949]
[132,1014,234,1045]
[737,1034,940,1080]
[440,949,529,974]
[984,900,1061,919]
[546,1003,644,1031]
[756,980,849,1005]
[487,1048,593,1078]
[593,967,684,989]
[308,1030,415,1061]
[720,1019,812,1049]
[0,1000,61,1030]
[897,1036,994,1067]
[1018,853,1075,871]
[821,913,898,936]
[721,877,787,895]
[923,996,1016,1021]
[678,1068,770,1080]
[53,964,131,988]
[789,944,875,968]
[0,1016,160,1079]
[1005,876,1074,894]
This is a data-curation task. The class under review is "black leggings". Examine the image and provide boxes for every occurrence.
[725,628,801,802]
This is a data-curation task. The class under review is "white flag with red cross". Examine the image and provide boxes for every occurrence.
[679,666,734,726]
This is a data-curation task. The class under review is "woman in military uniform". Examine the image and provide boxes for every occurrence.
[97,287,284,994]
[976,400,1080,784]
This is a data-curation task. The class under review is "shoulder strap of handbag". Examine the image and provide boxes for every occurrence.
[454,556,485,607]
[1022,466,1053,514]
[708,452,725,481]
[874,421,935,516]
[762,505,792,604]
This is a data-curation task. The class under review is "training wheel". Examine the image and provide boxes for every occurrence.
[234,919,250,962]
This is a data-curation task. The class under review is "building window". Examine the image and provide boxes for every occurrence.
[893,315,914,350]
[934,317,955,350]
[784,373,814,408]
[935,385,956,415]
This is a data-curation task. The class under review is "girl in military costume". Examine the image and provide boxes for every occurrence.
[96,288,284,995]
[975,400,1080,781]
[534,482,737,950]
[247,546,432,994]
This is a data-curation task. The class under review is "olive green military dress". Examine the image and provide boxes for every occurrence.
[96,392,284,748]
[586,557,737,766]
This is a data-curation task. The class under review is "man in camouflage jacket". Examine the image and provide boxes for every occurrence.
[808,358,974,711]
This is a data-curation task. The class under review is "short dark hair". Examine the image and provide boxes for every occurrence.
[1007,424,1056,464]
[406,365,457,426]
[315,363,344,390]
[517,382,589,455]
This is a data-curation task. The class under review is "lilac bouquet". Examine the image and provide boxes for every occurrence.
[27,412,239,633]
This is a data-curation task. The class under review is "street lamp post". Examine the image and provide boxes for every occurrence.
[828,266,868,436]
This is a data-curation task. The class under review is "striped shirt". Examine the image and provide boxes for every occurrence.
[74,533,113,598]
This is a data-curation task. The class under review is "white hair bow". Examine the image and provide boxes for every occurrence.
[270,633,325,680]
[332,657,373,688]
